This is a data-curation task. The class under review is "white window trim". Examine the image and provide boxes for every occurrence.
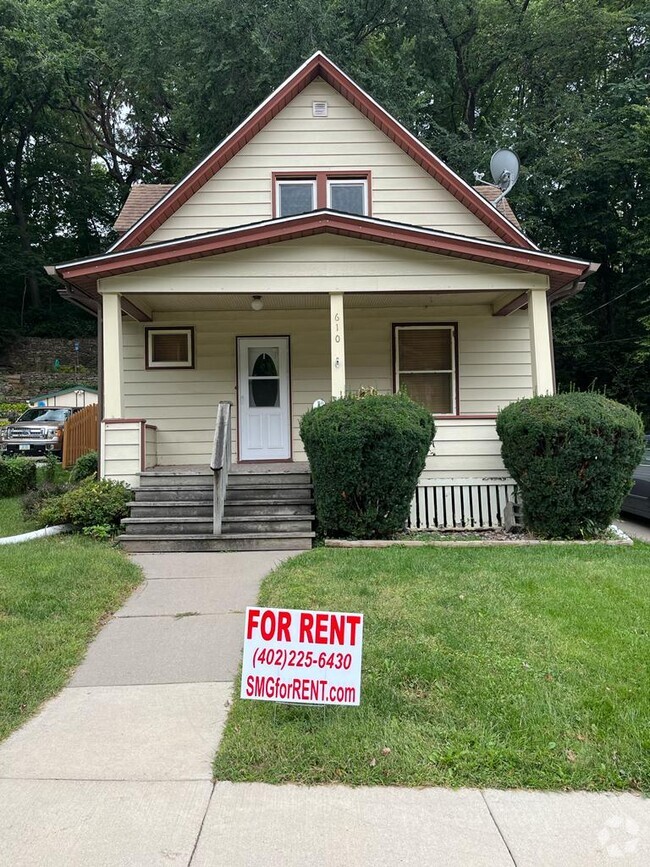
[326,178,368,215]
[275,178,317,218]
[394,324,457,416]
[146,327,194,369]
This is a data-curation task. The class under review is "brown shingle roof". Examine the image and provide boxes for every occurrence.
[113,184,175,235]
[473,184,521,229]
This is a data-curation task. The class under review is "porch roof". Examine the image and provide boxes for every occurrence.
[52,210,597,312]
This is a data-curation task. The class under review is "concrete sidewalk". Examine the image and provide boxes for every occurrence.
[0,551,648,866]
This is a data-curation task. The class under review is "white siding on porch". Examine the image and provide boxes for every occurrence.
[120,305,531,479]
[145,79,501,245]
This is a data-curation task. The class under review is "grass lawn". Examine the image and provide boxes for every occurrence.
[0,535,141,740]
[0,496,37,537]
[214,543,650,792]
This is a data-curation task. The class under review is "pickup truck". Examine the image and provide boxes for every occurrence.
[1,406,81,458]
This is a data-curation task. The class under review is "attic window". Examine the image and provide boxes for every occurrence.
[327,179,368,216]
[146,327,194,369]
[312,101,328,117]
[274,171,371,217]
[394,324,458,415]
[276,179,316,217]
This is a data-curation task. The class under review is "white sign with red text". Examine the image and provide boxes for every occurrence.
[241,607,363,706]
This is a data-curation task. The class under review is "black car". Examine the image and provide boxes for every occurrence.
[0,406,81,458]
[621,435,650,520]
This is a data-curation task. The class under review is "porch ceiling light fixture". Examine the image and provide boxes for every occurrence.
[251,295,263,311]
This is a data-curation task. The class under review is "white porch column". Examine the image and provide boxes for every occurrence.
[102,292,124,417]
[528,289,555,395]
[330,292,346,399]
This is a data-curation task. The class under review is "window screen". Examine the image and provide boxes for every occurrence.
[146,328,194,368]
[395,326,456,414]
[329,181,367,215]
[277,181,315,217]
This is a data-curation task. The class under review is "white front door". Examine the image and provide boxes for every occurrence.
[237,337,291,461]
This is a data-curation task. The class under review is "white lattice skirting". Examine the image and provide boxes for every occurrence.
[409,478,518,530]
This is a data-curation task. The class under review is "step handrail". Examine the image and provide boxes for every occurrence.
[210,401,232,534]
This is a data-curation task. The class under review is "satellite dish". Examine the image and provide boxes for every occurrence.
[489,149,520,202]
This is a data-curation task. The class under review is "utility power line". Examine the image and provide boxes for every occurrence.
[579,277,650,319]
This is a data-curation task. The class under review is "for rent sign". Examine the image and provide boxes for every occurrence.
[241,607,363,706]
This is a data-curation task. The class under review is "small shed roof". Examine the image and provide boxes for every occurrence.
[113,185,174,235]
[30,384,98,402]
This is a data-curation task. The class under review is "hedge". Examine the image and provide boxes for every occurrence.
[300,392,435,539]
[497,392,645,538]
[0,458,37,498]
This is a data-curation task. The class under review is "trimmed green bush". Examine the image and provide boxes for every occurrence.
[300,392,435,539]
[36,477,132,531]
[70,450,98,482]
[497,392,645,538]
[0,458,37,497]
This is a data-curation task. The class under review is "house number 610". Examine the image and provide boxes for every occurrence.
[334,312,341,343]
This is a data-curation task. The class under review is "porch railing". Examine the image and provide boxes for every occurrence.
[210,401,232,534]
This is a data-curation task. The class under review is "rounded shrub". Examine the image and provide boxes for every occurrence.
[0,457,37,497]
[36,477,132,532]
[70,450,98,482]
[496,392,645,538]
[300,392,435,539]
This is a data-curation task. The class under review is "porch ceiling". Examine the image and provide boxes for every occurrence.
[126,290,515,313]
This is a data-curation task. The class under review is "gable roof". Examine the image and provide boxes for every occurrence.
[57,210,595,302]
[113,185,174,235]
[110,52,537,253]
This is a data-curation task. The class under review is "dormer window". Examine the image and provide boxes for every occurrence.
[327,179,367,216]
[276,179,316,217]
[273,172,371,218]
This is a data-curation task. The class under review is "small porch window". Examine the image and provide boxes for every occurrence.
[146,327,194,369]
[394,324,457,415]
[276,179,316,217]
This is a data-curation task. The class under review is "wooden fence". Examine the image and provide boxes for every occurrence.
[62,403,99,468]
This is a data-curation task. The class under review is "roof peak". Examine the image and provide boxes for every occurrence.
[107,53,537,253]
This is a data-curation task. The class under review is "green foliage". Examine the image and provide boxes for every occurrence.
[497,393,645,539]
[42,451,59,483]
[300,393,434,539]
[36,477,132,531]
[0,457,37,497]
[0,402,28,420]
[70,450,98,482]
[22,481,72,519]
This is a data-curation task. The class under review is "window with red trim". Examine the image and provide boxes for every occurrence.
[274,172,370,218]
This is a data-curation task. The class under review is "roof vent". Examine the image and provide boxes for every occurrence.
[312,100,328,117]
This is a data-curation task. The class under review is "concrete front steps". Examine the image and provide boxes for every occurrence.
[118,466,315,553]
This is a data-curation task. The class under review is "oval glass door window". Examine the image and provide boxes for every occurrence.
[249,349,280,408]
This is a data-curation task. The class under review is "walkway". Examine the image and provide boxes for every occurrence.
[0,551,648,865]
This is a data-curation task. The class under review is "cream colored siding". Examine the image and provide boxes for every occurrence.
[105,235,547,297]
[101,422,142,488]
[119,305,530,479]
[145,80,501,244]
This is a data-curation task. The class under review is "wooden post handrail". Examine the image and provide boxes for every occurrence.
[211,401,232,534]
